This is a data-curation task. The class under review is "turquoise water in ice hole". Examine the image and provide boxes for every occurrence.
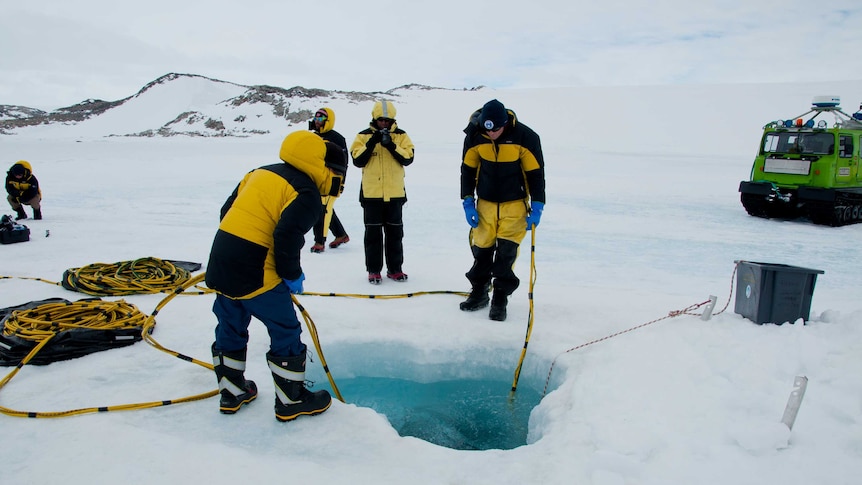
[316,376,543,450]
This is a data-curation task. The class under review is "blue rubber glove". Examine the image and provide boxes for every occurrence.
[526,201,544,230]
[462,197,479,228]
[283,273,305,294]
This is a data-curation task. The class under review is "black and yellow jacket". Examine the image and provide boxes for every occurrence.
[5,161,40,203]
[350,101,415,202]
[460,108,545,204]
[206,131,340,299]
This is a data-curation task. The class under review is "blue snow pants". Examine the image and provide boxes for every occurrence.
[212,283,306,357]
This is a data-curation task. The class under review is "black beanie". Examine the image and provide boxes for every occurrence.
[10,164,25,176]
[323,141,348,175]
[479,99,508,131]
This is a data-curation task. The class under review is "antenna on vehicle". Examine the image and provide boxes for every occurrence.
[768,96,862,129]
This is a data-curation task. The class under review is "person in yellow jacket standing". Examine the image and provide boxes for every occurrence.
[205,130,347,422]
[350,100,415,284]
[5,160,42,220]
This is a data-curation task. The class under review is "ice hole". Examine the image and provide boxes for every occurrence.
[305,343,558,451]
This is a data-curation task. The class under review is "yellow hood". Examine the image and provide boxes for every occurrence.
[10,160,33,177]
[317,107,336,134]
[279,130,337,196]
[372,100,397,120]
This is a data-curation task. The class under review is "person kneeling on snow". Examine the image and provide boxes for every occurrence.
[5,160,42,220]
[205,130,347,421]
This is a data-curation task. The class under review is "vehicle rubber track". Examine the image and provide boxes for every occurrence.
[806,192,862,226]
[741,192,862,226]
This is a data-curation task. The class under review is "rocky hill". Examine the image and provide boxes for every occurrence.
[0,73,464,137]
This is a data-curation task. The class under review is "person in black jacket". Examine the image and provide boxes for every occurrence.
[308,107,350,253]
[206,130,346,421]
[5,160,42,220]
[459,99,546,321]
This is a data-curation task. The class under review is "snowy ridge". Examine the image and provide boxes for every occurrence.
[0,73,451,138]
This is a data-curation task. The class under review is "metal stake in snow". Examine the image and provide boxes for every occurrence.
[781,376,808,430]
[700,295,718,321]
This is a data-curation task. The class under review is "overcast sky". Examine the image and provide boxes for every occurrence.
[2,0,861,109]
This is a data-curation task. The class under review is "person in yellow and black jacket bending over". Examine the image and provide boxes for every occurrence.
[6,160,42,220]
[459,99,546,322]
[206,130,346,422]
[350,100,415,285]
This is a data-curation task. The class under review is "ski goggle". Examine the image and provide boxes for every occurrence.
[314,111,327,122]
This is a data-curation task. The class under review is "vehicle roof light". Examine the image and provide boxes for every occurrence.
[784,120,794,127]
[817,120,828,128]
[795,118,803,127]
[805,120,815,128]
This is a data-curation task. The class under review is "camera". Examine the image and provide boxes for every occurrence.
[380,128,391,145]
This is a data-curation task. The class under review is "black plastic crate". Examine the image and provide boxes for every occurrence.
[734,261,824,325]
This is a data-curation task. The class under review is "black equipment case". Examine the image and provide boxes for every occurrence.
[0,215,30,244]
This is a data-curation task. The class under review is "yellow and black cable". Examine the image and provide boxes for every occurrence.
[0,296,217,418]
[61,257,203,296]
[1,260,473,418]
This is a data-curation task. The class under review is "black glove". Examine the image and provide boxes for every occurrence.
[367,131,382,147]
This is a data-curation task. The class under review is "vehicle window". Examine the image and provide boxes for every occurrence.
[839,136,854,158]
[763,132,834,155]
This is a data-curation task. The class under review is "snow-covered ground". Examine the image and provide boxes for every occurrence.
[2,81,861,484]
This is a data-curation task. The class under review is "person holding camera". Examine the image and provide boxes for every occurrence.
[350,100,415,284]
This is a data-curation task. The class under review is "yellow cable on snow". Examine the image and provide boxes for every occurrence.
[509,226,538,399]
[2,299,146,344]
[0,294,217,418]
[303,290,469,299]
[1,258,476,418]
[292,295,344,402]
[61,257,200,296]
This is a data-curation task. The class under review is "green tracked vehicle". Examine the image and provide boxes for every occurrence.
[739,96,862,226]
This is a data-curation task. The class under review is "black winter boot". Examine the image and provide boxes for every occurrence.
[14,207,27,220]
[33,208,42,220]
[460,283,490,311]
[267,349,332,422]
[212,344,258,414]
[489,292,508,321]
